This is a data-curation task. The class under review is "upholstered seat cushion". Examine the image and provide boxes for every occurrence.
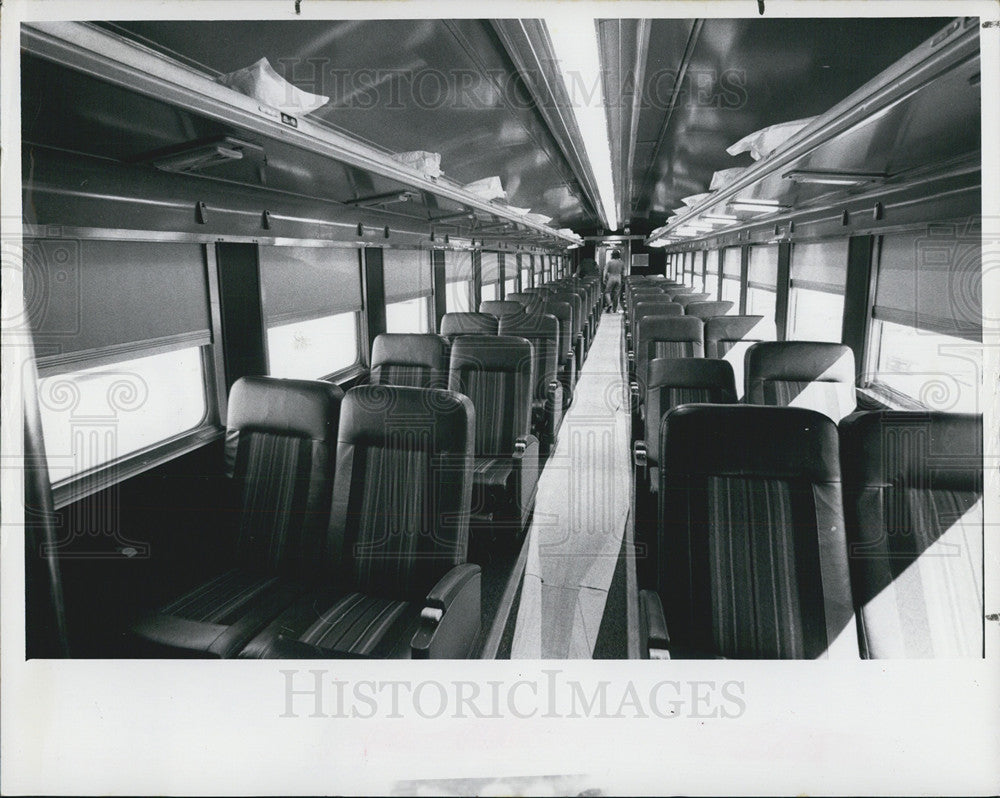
[239,590,421,659]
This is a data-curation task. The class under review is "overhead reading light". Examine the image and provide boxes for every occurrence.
[703,213,739,224]
[648,239,668,248]
[782,169,886,186]
[546,17,619,231]
[147,136,262,174]
[728,198,789,214]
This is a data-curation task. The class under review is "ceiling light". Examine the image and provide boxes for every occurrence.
[547,17,619,231]
[728,199,788,214]
[782,169,886,186]
[703,213,739,224]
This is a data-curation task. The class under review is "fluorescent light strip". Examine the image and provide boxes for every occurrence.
[783,169,885,186]
[547,17,619,231]
[728,199,788,214]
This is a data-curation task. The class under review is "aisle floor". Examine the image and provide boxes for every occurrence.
[510,311,632,658]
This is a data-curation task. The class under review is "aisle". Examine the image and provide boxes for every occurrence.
[509,311,632,658]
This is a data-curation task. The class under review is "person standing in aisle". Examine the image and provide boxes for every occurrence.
[604,250,625,312]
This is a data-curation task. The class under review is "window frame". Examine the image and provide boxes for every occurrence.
[265,308,364,380]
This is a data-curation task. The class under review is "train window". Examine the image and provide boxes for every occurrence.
[482,251,500,299]
[721,247,741,307]
[867,228,982,411]
[870,321,982,412]
[37,347,207,482]
[385,297,431,334]
[505,277,518,296]
[747,245,778,321]
[260,245,363,378]
[520,263,532,289]
[266,313,359,379]
[445,250,472,312]
[706,250,720,299]
[787,240,849,342]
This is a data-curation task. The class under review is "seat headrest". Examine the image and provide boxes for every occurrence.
[371,333,448,371]
[746,341,855,384]
[634,300,683,317]
[673,293,712,306]
[449,334,533,374]
[339,385,473,455]
[840,410,982,490]
[479,300,527,320]
[499,312,558,338]
[637,314,704,342]
[661,404,840,483]
[704,315,768,344]
[648,357,736,394]
[684,301,734,319]
[228,376,344,441]
[440,312,498,337]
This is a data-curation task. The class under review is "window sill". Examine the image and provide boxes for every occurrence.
[856,385,927,412]
[51,425,225,510]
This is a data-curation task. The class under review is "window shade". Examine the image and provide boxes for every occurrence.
[260,245,362,325]
[723,247,742,278]
[28,238,211,358]
[748,245,778,287]
[873,229,981,340]
[481,251,500,284]
[446,250,472,283]
[383,248,433,302]
[790,240,848,290]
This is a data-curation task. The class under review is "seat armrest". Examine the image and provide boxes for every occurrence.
[411,564,482,659]
[639,589,671,660]
[513,434,540,528]
[633,440,647,468]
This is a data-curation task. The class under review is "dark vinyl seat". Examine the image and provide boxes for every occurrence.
[639,404,857,659]
[703,315,771,398]
[629,316,704,426]
[239,385,480,659]
[745,341,857,422]
[448,335,540,534]
[499,312,564,451]
[439,312,498,344]
[547,290,586,372]
[627,299,683,351]
[683,301,734,320]
[664,286,696,296]
[672,292,712,307]
[131,376,344,658]
[506,292,544,314]
[479,300,528,322]
[839,411,983,658]
[542,298,577,404]
[370,333,449,389]
[632,358,737,589]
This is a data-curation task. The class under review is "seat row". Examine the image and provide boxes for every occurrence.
[638,402,983,660]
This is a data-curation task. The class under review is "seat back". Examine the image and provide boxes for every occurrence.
[658,404,856,659]
[665,286,696,296]
[439,312,498,344]
[499,312,560,404]
[684,301,734,320]
[329,385,474,601]
[506,292,543,314]
[839,411,983,658]
[479,300,528,322]
[635,315,704,392]
[672,293,712,307]
[542,299,574,362]
[448,335,533,456]
[225,376,344,579]
[745,341,856,422]
[703,315,772,398]
[548,291,584,338]
[644,358,736,467]
[632,300,683,327]
[370,333,449,389]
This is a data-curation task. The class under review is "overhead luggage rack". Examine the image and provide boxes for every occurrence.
[21,21,582,250]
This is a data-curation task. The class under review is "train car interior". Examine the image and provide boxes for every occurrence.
[18,14,986,661]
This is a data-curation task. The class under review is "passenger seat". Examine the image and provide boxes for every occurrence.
[439,312,498,345]
[130,376,343,657]
[839,411,983,658]
[744,341,857,422]
[640,404,857,659]
[239,385,480,658]
[370,333,449,389]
